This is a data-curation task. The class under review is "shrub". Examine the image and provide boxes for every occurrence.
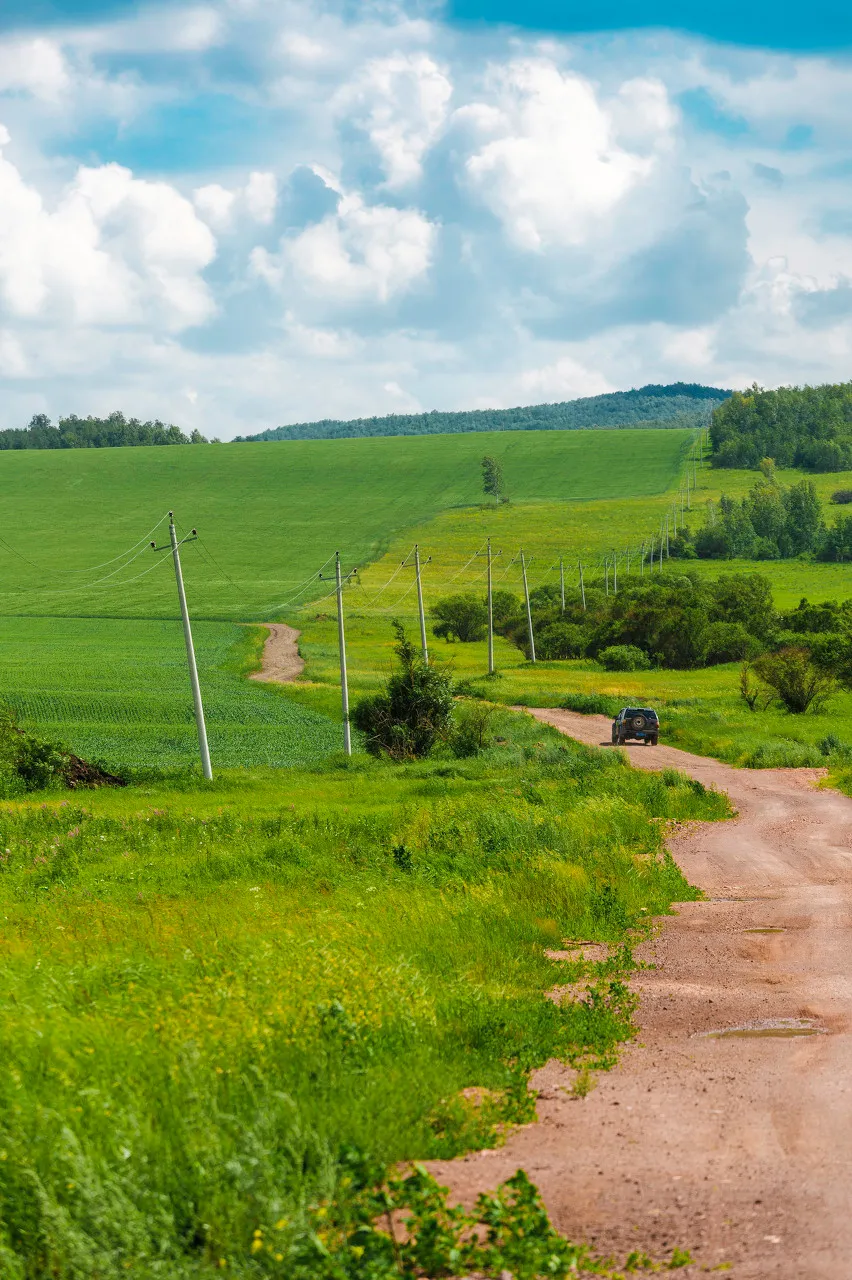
[831,489,852,504]
[0,706,122,795]
[490,590,521,625]
[597,645,651,672]
[753,646,837,714]
[432,594,488,643]
[535,621,587,660]
[703,621,762,664]
[351,622,455,758]
[451,701,497,757]
[559,692,621,716]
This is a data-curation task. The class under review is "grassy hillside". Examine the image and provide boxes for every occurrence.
[0,427,691,766]
[0,428,692,621]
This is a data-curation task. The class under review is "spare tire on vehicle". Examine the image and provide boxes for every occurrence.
[631,714,646,730]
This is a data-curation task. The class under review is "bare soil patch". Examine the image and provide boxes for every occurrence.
[249,623,304,683]
[427,708,852,1278]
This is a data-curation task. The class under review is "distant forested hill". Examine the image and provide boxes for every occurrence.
[710,382,852,471]
[0,412,207,450]
[237,383,731,443]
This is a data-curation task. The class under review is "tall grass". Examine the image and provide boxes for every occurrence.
[0,715,728,1277]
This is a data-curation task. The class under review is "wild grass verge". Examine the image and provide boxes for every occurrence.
[0,713,728,1277]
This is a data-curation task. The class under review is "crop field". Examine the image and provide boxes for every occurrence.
[0,428,692,620]
[0,618,341,769]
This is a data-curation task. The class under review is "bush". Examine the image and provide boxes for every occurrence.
[703,621,762,664]
[490,590,520,625]
[559,692,621,716]
[597,645,652,672]
[753,646,837,713]
[535,621,587,660]
[450,701,497,757]
[432,594,488,643]
[351,622,456,758]
[831,489,852,504]
[0,706,122,795]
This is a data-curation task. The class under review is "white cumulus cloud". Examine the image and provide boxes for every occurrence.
[254,193,436,303]
[339,52,452,187]
[0,135,216,330]
[461,59,671,250]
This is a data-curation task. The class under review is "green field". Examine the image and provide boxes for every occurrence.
[0,428,693,767]
[0,427,850,770]
[0,428,693,619]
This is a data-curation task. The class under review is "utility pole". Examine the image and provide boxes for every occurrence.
[613,549,618,595]
[476,540,501,676]
[686,470,691,511]
[665,513,670,557]
[559,556,565,615]
[413,543,429,666]
[154,513,212,780]
[626,545,631,575]
[649,536,654,573]
[520,548,536,663]
[578,561,586,612]
[659,534,664,572]
[605,557,609,596]
[320,552,356,756]
[640,542,645,577]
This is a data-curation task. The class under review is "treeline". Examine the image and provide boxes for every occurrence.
[0,413,207,451]
[431,572,852,679]
[710,382,852,471]
[239,383,731,443]
[673,469,852,562]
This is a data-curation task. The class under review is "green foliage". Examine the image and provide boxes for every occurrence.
[560,692,621,717]
[481,454,505,500]
[692,477,823,559]
[830,489,852,503]
[0,411,203,451]
[710,382,852,471]
[598,645,652,672]
[817,512,852,561]
[0,722,727,1277]
[432,593,488,642]
[753,646,837,713]
[499,571,775,671]
[243,384,729,443]
[352,622,455,758]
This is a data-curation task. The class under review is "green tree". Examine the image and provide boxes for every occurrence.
[432,594,488,643]
[481,455,504,501]
[783,478,823,554]
[753,647,836,713]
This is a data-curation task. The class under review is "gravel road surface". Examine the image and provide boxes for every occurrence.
[429,708,852,1278]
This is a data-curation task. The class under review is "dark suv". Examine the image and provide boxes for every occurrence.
[612,707,659,746]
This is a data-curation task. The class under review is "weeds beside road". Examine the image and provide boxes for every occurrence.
[0,711,728,1277]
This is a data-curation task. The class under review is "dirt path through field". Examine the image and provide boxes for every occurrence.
[429,709,852,1278]
[248,623,304,683]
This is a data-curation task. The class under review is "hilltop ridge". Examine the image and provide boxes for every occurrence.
[237,382,732,443]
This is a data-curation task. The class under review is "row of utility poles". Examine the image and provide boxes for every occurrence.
[163,430,709,771]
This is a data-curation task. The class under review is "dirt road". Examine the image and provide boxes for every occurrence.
[248,623,304,683]
[431,709,852,1278]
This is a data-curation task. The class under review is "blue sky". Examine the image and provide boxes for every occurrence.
[0,1,851,437]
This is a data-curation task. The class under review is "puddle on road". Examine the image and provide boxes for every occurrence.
[696,1018,825,1040]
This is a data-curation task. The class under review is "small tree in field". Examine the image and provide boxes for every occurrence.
[432,594,488,643]
[351,621,455,759]
[481,455,504,501]
[753,647,836,714]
